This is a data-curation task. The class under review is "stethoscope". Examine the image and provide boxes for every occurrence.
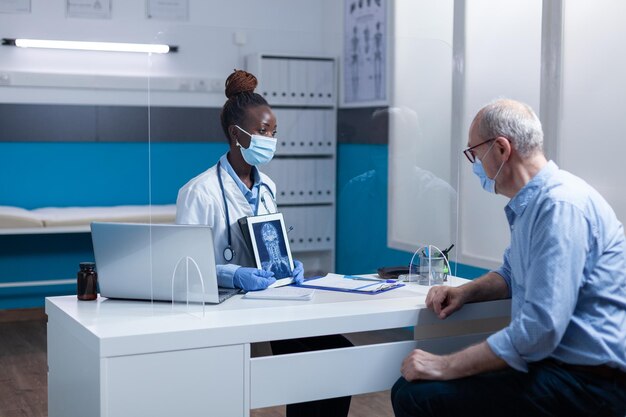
[217,161,277,262]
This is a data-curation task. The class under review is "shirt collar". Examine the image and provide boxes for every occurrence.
[219,153,261,199]
[506,160,558,218]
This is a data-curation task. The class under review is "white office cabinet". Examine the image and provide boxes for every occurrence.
[273,108,335,156]
[262,159,334,205]
[247,54,337,274]
[280,205,335,252]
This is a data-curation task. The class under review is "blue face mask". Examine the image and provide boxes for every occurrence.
[235,125,277,166]
[472,142,505,194]
[472,160,497,193]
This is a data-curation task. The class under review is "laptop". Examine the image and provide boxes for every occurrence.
[91,222,240,304]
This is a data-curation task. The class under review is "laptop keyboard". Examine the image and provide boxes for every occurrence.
[218,288,240,303]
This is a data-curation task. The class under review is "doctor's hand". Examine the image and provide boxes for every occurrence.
[233,268,276,291]
[292,260,304,285]
[425,285,467,320]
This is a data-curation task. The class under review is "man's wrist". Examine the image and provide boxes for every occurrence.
[457,283,474,304]
[443,352,467,380]
[445,341,509,380]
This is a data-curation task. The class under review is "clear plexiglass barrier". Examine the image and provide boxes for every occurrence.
[142,16,456,310]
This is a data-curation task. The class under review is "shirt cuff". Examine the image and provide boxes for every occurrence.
[487,329,528,372]
[216,264,239,288]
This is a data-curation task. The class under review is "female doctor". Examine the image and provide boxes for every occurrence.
[176,70,352,417]
[176,69,302,290]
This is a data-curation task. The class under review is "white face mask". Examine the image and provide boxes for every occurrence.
[234,125,277,166]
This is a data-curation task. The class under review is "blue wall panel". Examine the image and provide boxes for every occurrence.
[336,143,414,274]
[0,142,228,208]
[0,141,487,309]
[0,142,228,308]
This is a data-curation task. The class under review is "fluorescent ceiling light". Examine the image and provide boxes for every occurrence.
[2,38,177,54]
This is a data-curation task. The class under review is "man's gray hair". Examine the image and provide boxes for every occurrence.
[476,99,544,158]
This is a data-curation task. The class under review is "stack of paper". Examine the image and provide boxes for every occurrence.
[242,286,315,301]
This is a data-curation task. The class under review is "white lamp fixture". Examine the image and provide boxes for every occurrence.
[2,38,177,54]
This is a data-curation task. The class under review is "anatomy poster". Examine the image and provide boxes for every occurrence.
[343,0,387,106]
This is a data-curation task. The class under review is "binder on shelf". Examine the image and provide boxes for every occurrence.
[262,58,273,103]
[287,59,297,105]
[315,159,334,203]
[303,112,313,151]
[303,160,316,200]
[323,110,336,153]
[273,109,292,153]
[309,110,321,152]
[277,59,290,105]
[290,59,306,105]
[320,60,335,105]
[318,60,330,105]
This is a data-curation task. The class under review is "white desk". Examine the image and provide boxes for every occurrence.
[46,277,511,417]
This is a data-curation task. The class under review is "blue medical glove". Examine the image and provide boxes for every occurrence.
[292,260,304,285]
[233,267,276,291]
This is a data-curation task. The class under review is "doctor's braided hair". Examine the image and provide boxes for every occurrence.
[220,69,269,140]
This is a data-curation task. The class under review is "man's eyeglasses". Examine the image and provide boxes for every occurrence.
[463,138,496,163]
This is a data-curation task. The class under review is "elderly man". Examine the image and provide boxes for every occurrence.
[391,99,626,417]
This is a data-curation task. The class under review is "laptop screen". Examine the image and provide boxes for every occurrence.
[91,223,221,303]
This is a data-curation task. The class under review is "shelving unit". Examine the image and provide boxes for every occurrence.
[246,54,337,275]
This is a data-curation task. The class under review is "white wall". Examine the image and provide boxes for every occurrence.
[457,0,543,269]
[558,1,626,227]
[0,0,342,107]
[456,0,626,270]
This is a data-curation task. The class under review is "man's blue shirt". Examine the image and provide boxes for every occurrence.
[487,161,626,372]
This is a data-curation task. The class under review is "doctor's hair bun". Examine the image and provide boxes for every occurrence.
[220,69,268,141]
[225,69,258,99]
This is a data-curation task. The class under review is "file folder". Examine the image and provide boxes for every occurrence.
[300,273,404,294]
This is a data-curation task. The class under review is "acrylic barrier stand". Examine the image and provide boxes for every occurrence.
[171,255,207,316]
[406,244,452,286]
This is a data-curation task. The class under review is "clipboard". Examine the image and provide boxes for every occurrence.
[299,273,404,295]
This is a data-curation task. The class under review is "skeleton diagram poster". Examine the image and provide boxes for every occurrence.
[343,0,387,106]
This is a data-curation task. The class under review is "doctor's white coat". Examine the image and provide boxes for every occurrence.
[175,162,277,283]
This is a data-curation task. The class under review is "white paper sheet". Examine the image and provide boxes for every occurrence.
[242,286,315,301]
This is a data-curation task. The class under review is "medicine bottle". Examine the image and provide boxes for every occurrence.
[77,262,98,301]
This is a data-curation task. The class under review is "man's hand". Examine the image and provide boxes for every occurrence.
[425,285,467,319]
[400,342,508,382]
[401,349,453,381]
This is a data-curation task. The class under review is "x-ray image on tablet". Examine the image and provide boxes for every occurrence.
[244,213,295,287]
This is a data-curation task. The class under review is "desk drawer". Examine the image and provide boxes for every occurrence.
[250,340,416,409]
[250,329,498,409]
